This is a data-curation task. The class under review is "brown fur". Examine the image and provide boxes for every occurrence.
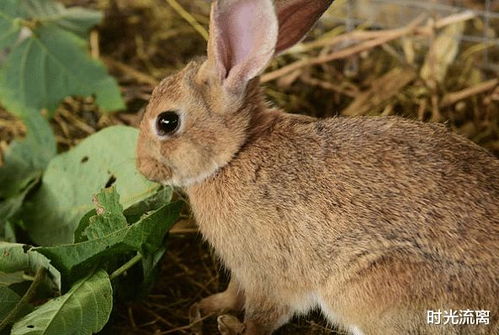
[136,1,499,334]
[137,60,499,335]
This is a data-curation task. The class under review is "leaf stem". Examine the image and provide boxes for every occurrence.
[109,253,143,280]
[22,274,35,281]
[0,268,46,332]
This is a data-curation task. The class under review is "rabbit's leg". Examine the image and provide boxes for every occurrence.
[217,290,292,335]
[217,307,292,335]
[194,278,245,315]
[240,294,293,335]
[218,314,246,335]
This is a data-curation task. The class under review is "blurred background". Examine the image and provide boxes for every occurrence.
[2,0,496,156]
[1,0,498,334]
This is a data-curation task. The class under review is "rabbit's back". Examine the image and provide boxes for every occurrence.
[247,115,498,273]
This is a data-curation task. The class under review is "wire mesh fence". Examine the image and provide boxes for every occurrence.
[325,0,499,72]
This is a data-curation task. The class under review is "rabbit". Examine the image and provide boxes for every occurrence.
[136,0,499,334]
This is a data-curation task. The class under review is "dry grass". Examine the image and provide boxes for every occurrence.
[1,0,498,333]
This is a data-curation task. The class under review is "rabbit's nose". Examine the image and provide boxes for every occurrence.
[136,154,154,178]
[136,145,154,175]
[136,155,172,184]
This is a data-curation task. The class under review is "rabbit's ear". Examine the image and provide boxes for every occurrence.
[207,0,278,92]
[274,0,333,54]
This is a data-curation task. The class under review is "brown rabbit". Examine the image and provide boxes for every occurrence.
[136,0,499,334]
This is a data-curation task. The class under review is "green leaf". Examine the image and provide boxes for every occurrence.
[74,186,173,242]
[0,286,33,334]
[11,269,112,335]
[22,0,102,38]
[0,112,56,231]
[0,285,33,331]
[0,242,61,291]
[0,0,23,50]
[0,24,124,117]
[0,112,55,199]
[124,186,173,223]
[36,202,181,277]
[2,221,17,243]
[0,286,21,320]
[73,209,96,244]
[83,187,127,240]
[1,0,101,52]
[0,271,25,286]
[139,246,166,295]
[112,247,167,301]
[21,126,159,246]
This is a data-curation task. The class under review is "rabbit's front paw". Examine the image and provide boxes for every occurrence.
[195,279,245,316]
[188,280,245,334]
[218,314,245,335]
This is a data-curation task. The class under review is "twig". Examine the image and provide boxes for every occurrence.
[128,305,137,329]
[416,10,476,36]
[441,79,498,107]
[0,118,24,130]
[287,29,383,55]
[300,74,358,98]
[170,219,198,234]
[430,95,441,123]
[139,306,187,332]
[164,0,209,41]
[262,16,425,83]
[55,135,73,146]
[291,11,476,54]
[58,108,96,135]
[159,313,213,334]
[341,67,416,116]
[169,228,198,234]
[90,30,100,60]
[262,10,476,83]
[102,57,159,86]
[0,268,46,332]
[54,112,71,138]
[417,99,428,121]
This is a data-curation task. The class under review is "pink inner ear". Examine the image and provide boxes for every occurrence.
[214,0,277,84]
[223,1,255,70]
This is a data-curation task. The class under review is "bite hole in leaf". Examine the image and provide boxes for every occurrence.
[105,175,117,188]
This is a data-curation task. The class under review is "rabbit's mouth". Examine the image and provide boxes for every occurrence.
[137,150,221,188]
[136,155,173,185]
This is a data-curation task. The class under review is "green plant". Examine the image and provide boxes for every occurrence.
[0,1,179,334]
[1,122,181,335]
[0,0,126,230]
[0,0,124,117]
[0,186,180,335]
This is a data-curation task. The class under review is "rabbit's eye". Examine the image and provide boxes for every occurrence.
[156,111,180,136]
